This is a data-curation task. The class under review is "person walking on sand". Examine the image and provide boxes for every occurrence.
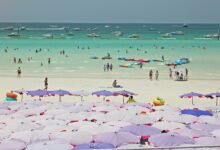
[185,68,188,80]
[110,64,113,71]
[44,77,48,90]
[149,70,153,80]
[155,70,159,80]
[48,58,51,64]
[17,67,21,78]
[107,63,110,71]
[169,68,172,79]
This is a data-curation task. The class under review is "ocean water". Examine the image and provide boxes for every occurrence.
[0,23,220,79]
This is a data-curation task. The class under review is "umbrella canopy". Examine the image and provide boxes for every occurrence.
[205,92,220,105]
[74,142,114,150]
[48,90,72,102]
[119,124,161,136]
[72,90,90,101]
[180,92,203,105]
[195,137,220,146]
[93,131,139,147]
[114,90,136,104]
[26,89,49,98]
[92,90,114,101]
[148,133,195,147]
[181,109,212,117]
[189,123,220,132]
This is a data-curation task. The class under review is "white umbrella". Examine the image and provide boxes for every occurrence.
[174,128,211,138]
[198,116,220,125]
[195,137,220,146]
[26,140,73,150]
[124,115,154,124]
[0,139,26,150]
[72,90,90,101]
[152,122,186,131]
[104,121,132,128]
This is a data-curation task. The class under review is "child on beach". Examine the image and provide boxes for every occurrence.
[155,70,159,80]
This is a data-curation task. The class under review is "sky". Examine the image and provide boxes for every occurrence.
[0,0,220,23]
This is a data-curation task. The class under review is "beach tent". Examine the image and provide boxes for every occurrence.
[180,92,203,105]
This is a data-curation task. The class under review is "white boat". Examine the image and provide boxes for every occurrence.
[112,31,123,37]
[43,33,53,39]
[105,25,110,28]
[3,26,14,30]
[8,32,20,37]
[162,33,172,38]
[20,26,26,30]
[204,33,219,39]
[73,28,81,31]
[128,34,139,38]
[87,33,101,38]
[171,31,184,35]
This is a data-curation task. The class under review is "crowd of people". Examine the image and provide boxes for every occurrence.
[149,69,159,81]
[104,63,113,72]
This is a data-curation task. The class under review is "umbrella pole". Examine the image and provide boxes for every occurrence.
[59,95,61,102]
[123,96,124,104]
[103,97,105,102]
[216,97,218,106]
[21,94,23,102]
[192,97,194,105]
[81,96,83,102]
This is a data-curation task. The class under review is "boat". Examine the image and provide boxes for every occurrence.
[171,31,184,35]
[105,25,110,28]
[43,33,53,39]
[204,26,220,39]
[87,33,101,38]
[162,33,172,38]
[128,34,139,38]
[182,23,188,28]
[20,26,26,30]
[112,31,123,37]
[8,32,20,37]
[73,28,81,31]
[3,26,14,30]
[67,32,74,36]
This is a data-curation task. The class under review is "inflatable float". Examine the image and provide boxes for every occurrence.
[119,64,134,68]
[153,97,165,106]
[175,58,190,65]
[5,92,17,101]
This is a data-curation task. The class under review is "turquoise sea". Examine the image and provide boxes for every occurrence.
[0,23,219,79]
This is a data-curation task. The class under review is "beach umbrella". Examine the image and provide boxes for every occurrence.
[173,128,211,138]
[26,140,73,150]
[152,122,186,131]
[194,137,220,146]
[48,89,72,102]
[72,90,90,101]
[93,131,139,147]
[119,124,161,136]
[74,143,114,150]
[180,109,212,117]
[117,144,151,149]
[114,90,136,104]
[180,92,203,105]
[148,133,195,147]
[205,92,220,105]
[26,89,49,100]
[189,123,220,132]
[92,90,114,101]
[0,139,26,150]
[198,116,220,125]
[211,129,220,137]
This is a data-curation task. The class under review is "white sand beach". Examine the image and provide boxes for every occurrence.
[1,77,219,107]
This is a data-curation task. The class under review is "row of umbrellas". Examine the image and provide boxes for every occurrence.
[180,92,220,105]
[14,89,136,103]
[0,101,220,149]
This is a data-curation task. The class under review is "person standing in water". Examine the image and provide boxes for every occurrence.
[185,68,188,80]
[17,67,21,78]
[169,68,172,79]
[14,57,16,64]
[149,70,153,81]
[44,77,48,90]
[48,58,51,64]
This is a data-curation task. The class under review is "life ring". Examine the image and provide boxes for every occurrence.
[153,97,165,106]
[6,92,17,99]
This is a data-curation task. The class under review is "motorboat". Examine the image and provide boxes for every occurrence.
[105,25,110,28]
[182,24,188,28]
[87,33,101,38]
[128,34,139,38]
[20,26,26,30]
[171,31,184,35]
[8,32,20,37]
[162,33,172,38]
[73,28,81,31]
[112,31,123,37]
[43,33,53,39]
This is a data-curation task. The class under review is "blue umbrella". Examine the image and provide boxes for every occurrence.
[26,89,49,100]
[205,92,220,105]
[119,124,161,136]
[180,92,203,105]
[48,89,71,102]
[74,143,114,150]
[92,90,114,101]
[114,90,136,104]
[181,109,213,117]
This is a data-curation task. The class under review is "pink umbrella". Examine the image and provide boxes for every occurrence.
[180,92,203,105]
